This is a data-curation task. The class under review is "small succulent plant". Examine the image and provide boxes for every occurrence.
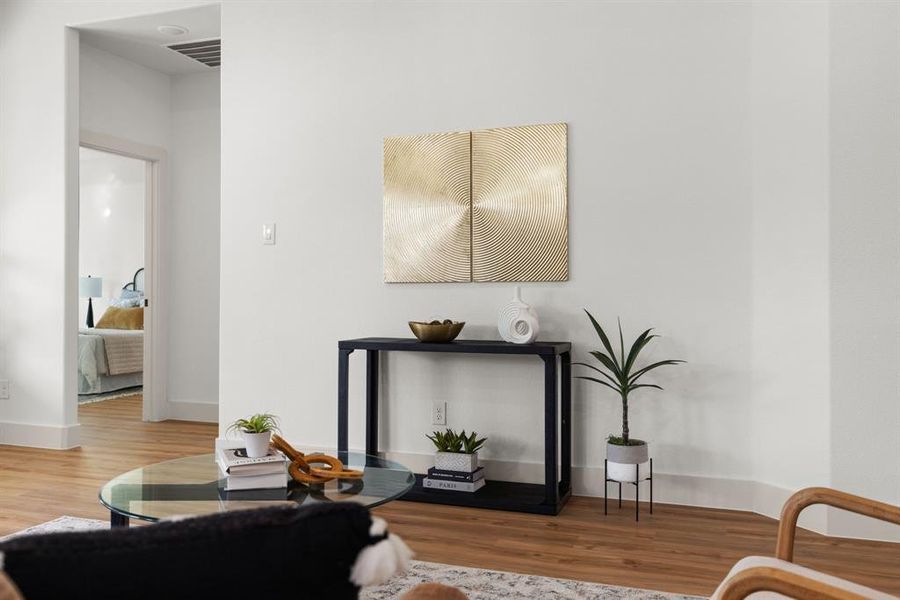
[427,429,487,454]
[227,413,280,436]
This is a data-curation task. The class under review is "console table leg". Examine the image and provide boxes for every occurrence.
[650,458,654,515]
[542,355,558,507]
[110,512,129,528]
[365,350,379,455]
[338,348,353,454]
[560,352,572,495]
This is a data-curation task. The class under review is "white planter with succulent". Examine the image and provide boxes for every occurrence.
[427,429,487,473]
[227,413,281,458]
[576,311,683,482]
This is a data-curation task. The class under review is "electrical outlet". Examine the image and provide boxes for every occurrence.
[0,380,9,400]
[432,400,446,425]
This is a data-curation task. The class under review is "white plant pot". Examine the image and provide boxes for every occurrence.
[434,451,479,473]
[243,431,272,458]
[606,440,649,483]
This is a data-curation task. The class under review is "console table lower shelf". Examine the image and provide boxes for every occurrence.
[400,474,571,515]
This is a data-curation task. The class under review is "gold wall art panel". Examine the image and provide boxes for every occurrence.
[472,123,568,282]
[383,123,567,283]
[383,131,472,283]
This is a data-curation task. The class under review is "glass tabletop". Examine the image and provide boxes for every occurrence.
[99,452,415,523]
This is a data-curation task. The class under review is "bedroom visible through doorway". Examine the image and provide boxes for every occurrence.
[77,147,149,420]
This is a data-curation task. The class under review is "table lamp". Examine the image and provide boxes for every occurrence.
[79,276,103,328]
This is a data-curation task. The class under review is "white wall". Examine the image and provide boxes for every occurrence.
[749,1,831,530]
[168,71,221,411]
[80,43,171,150]
[221,0,756,495]
[828,0,900,542]
[78,147,146,327]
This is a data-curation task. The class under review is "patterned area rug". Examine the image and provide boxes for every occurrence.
[361,561,701,600]
[4,517,701,599]
[78,387,142,404]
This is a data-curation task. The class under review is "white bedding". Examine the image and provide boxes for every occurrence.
[78,329,143,394]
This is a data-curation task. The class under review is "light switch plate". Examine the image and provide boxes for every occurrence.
[0,380,9,400]
[262,223,276,245]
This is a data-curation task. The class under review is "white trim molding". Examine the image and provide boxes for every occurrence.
[371,450,895,543]
[0,421,81,449]
[167,399,217,423]
[78,129,168,424]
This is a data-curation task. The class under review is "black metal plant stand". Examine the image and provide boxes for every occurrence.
[604,458,653,521]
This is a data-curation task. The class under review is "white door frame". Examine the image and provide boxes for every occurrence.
[78,130,168,422]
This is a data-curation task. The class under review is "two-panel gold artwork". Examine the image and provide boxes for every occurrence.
[384,123,568,283]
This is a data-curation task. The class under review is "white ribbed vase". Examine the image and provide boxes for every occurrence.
[497,286,539,344]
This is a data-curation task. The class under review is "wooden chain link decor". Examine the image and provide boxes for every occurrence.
[271,434,364,485]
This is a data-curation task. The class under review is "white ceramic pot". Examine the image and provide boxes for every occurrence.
[243,431,272,458]
[434,452,479,473]
[606,440,649,482]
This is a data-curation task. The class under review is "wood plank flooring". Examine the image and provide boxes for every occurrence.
[0,397,897,597]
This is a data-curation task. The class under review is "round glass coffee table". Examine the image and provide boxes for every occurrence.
[100,452,415,527]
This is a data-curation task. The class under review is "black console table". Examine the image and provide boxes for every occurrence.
[337,337,572,515]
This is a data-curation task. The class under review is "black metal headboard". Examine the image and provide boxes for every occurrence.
[122,268,145,293]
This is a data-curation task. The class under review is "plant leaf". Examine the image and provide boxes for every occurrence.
[576,376,623,395]
[589,351,622,381]
[629,360,685,384]
[624,329,656,376]
[584,310,620,370]
[618,318,625,373]
[627,383,664,392]
[572,361,621,386]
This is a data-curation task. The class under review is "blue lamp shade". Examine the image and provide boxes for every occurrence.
[79,276,103,299]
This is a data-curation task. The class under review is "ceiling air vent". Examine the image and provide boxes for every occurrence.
[166,38,221,68]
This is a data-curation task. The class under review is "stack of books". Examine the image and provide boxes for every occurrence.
[422,466,485,492]
[216,447,287,491]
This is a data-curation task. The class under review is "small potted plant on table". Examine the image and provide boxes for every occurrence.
[227,413,280,458]
[576,311,683,482]
[426,429,486,473]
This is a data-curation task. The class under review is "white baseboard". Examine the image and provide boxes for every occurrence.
[166,399,217,423]
[203,443,898,543]
[377,450,900,542]
[0,421,80,449]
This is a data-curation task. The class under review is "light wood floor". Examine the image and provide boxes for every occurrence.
[1,397,898,597]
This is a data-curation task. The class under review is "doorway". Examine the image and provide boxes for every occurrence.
[69,3,221,431]
[77,136,164,422]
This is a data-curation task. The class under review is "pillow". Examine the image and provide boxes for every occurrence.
[0,504,400,600]
[109,296,142,308]
[95,306,143,330]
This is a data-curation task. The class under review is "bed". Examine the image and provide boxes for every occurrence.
[78,268,145,396]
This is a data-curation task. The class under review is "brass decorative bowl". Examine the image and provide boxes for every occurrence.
[409,320,465,343]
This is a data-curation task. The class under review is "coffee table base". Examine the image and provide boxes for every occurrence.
[110,511,129,528]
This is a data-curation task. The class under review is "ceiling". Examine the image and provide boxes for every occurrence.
[77,4,220,76]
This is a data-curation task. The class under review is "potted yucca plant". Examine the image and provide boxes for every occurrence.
[227,413,280,458]
[576,310,683,482]
[426,429,486,473]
